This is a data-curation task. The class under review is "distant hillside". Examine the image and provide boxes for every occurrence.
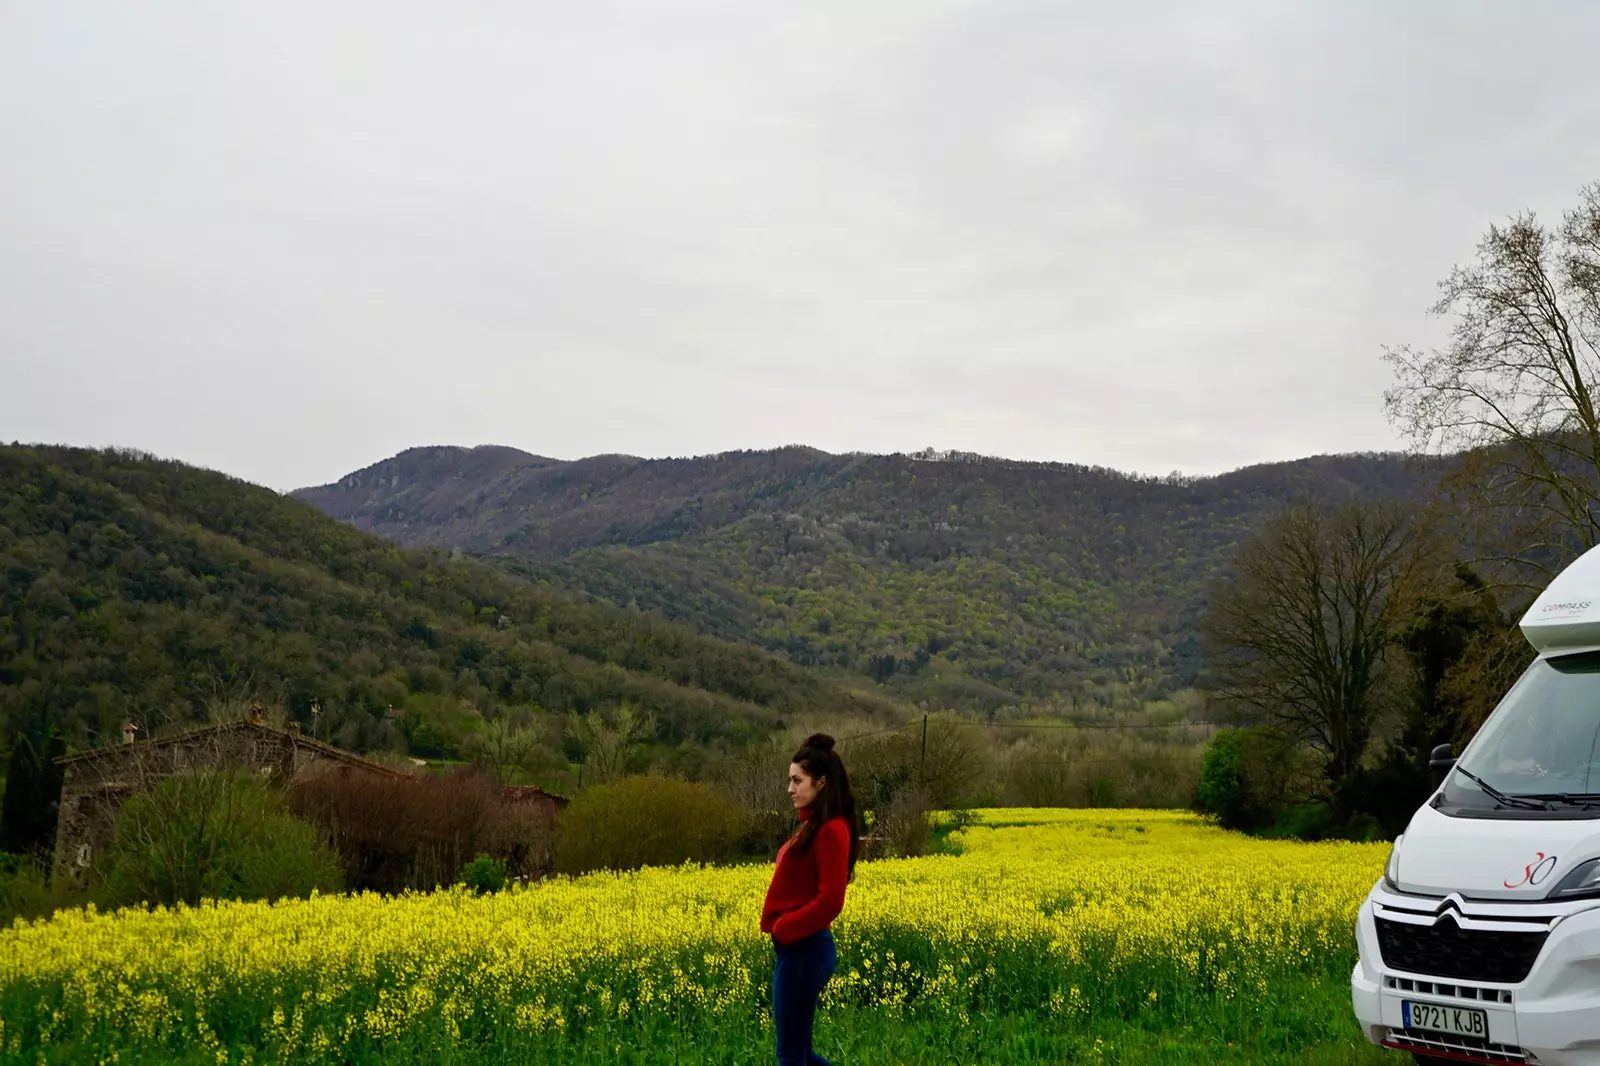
[298,446,1445,709]
[0,446,899,764]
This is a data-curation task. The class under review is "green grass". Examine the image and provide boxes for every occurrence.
[10,975,1403,1065]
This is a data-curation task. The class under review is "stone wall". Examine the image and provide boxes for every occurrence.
[51,723,392,884]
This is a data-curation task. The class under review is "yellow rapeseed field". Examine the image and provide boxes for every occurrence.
[0,810,1386,1064]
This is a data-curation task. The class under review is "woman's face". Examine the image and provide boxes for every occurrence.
[788,762,825,809]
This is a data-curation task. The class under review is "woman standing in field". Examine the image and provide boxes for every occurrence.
[761,733,860,1066]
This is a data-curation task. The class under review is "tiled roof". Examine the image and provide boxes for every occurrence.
[54,719,408,778]
[501,784,570,807]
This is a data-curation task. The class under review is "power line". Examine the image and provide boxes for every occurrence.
[841,718,1218,741]
[1009,755,1198,767]
[840,723,906,742]
[939,720,1219,732]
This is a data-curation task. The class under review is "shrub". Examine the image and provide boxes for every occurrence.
[554,775,749,874]
[850,718,993,811]
[868,783,935,859]
[1197,727,1318,833]
[1272,801,1336,841]
[460,853,508,894]
[290,766,557,892]
[0,852,76,927]
[100,770,343,909]
[1197,731,1252,828]
[998,732,1207,809]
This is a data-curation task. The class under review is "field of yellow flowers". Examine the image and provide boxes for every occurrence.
[0,811,1392,1065]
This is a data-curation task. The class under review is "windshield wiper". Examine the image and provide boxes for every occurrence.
[1453,766,1553,811]
[1520,792,1600,809]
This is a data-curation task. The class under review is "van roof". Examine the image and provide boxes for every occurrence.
[1521,544,1600,652]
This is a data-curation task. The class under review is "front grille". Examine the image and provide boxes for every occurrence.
[1384,1031,1527,1063]
[1385,975,1513,1005]
[1376,915,1547,983]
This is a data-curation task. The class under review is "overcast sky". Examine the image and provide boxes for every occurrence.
[5,2,1600,492]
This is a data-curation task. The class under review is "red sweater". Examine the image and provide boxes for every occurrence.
[761,810,850,944]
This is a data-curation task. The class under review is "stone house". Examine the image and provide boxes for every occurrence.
[51,715,405,883]
[500,784,570,878]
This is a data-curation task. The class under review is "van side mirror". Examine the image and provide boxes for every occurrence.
[1429,743,1456,789]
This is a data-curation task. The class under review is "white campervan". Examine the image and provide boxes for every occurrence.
[1353,544,1600,1065]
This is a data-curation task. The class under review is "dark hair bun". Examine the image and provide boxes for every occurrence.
[803,733,836,752]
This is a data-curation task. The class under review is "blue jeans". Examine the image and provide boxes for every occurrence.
[772,929,836,1066]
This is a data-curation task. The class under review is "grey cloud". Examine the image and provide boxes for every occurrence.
[4,2,1600,489]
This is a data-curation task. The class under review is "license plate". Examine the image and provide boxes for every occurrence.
[1403,1000,1488,1038]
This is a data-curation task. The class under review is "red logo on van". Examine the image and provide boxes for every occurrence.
[1505,852,1558,889]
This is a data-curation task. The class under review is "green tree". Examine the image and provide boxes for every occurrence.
[1398,565,1505,766]
[0,444,896,767]
[0,734,64,859]
[401,696,486,759]
[0,736,39,855]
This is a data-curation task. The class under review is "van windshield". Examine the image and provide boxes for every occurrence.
[1447,650,1600,811]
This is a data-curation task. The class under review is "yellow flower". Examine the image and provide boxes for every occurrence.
[0,809,1382,1058]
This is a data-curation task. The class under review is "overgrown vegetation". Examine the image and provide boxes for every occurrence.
[100,769,343,909]
[0,852,67,928]
[288,767,555,892]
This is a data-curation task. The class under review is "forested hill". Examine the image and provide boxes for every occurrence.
[0,446,900,758]
[297,445,1444,710]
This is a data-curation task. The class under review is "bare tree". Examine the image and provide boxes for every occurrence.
[848,715,992,812]
[1204,502,1436,802]
[704,739,792,854]
[461,717,543,784]
[565,703,653,785]
[1385,182,1600,587]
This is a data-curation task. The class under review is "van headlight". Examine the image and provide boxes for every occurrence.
[1547,858,1600,900]
[1384,835,1404,890]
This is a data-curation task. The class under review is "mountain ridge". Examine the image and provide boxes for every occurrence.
[296,444,1446,709]
[0,445,899,774]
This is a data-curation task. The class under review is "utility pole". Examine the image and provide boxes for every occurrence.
[919,714,928,785]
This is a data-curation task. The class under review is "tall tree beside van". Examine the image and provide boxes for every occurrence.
[0,733,64,859]
[1385,180,1600,586]
[1203,502,1436,817]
